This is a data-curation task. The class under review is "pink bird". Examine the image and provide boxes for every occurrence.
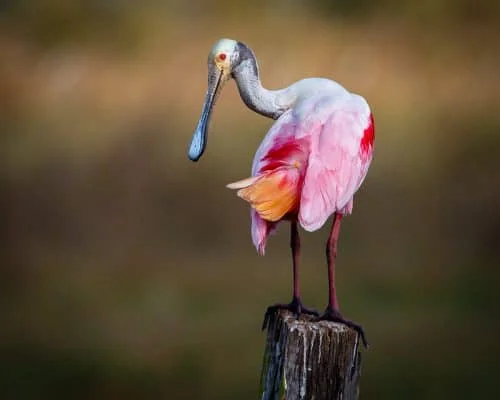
[188,39,374,346]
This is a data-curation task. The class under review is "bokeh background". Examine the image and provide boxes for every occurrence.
[2,1,500,399]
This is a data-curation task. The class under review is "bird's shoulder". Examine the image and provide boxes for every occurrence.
[294,85,369,120]
[288,88,373,159]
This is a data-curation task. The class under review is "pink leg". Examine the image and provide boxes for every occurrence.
[326,213,342,310]
[318,213,369,348]
[291,221,301,300]
[262,221,318,330]
[288,222,317,314]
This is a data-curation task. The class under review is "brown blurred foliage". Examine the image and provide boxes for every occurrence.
[1,1,500,399]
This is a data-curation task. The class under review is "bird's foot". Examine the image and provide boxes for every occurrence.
[262,296,318,330]
[315,306,369,349]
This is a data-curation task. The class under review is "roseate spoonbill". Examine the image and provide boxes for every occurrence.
[188,39,374,346]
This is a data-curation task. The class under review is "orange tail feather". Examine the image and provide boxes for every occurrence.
[227,167,301,222]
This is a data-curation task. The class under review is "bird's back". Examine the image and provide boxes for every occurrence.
[227,84,374,252]
[253,84,370,168]
[252,87,374,230]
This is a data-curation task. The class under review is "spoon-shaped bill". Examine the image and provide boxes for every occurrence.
[188,68,225,161]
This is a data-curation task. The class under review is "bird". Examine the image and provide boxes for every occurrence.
[188,38,374,347]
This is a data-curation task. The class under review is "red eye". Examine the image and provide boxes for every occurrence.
[218,53,227,61]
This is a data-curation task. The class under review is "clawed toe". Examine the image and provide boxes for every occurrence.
[315,307,369,348]
[262,297,318,330]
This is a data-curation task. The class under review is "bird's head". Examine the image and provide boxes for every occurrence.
[208,38,239,79]
[188,38,240,161]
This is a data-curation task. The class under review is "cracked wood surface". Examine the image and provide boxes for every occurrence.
[260,310,363,400]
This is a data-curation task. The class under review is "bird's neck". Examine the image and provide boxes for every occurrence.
[232,59,292,120]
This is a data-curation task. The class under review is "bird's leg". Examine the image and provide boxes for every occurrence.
[289,221,317,316]
[262,221,318,330]
[327,213,342,311]
[316,213,369,348]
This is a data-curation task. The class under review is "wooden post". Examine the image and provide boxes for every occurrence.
[260,309,363,400]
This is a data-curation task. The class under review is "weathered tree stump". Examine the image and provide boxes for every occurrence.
[260,309,363,400]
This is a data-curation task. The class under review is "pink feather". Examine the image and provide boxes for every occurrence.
[248,94,374,253]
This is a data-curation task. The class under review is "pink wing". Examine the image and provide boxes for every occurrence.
[248,110,298,254]
[299,97,374,232]
[246,94,374,253]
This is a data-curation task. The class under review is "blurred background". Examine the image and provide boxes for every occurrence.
[2,1,499,399]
